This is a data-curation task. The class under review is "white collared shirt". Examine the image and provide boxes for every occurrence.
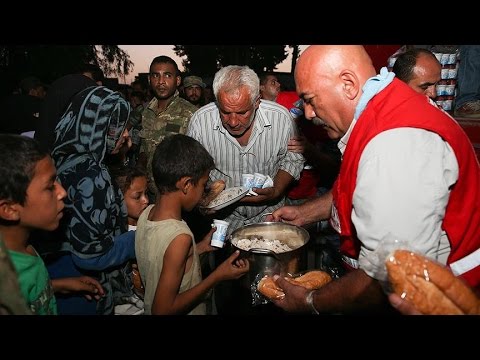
[338,123,458,280]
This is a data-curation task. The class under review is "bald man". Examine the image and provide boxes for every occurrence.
[269,45,480,314]
[393,48,441,99]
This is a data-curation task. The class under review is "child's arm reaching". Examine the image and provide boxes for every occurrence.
[51,276,105,301]
[151,233,249,315]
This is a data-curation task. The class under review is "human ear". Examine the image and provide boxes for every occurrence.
[0,200,21,222]
[178,177,192,195]
[340,70,359,100]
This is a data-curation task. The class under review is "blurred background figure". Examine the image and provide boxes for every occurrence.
[454,45,480,118]
[393,48,441,100]
[183,75,206,108]
[259,72,281,102]
[0,76,47,137]
[34,63,105,151]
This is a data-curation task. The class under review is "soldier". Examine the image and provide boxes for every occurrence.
[183,75,206,108]
[138,56,197,200]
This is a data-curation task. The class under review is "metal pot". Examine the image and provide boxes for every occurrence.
[228,222,310,289]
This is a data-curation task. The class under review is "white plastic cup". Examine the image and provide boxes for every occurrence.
[253,173,267,188]
[211,219,230,248]
[242,173,255,189]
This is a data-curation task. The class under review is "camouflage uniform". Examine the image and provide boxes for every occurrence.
[139,91,197,197]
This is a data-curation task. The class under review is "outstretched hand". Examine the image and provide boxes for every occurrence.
[266,205,305,227]
[270,274,310,313]
[196,226,219,255]
[52,276,105,301]
[240,186,277,204]
[288,135,307,153]
[215,250,249,281]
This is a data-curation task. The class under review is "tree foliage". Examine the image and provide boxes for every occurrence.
[0,45,133,97]
[173,45,290,77]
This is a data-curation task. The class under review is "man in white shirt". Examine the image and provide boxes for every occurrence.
[187,65,304,233]
[269,45,480,314]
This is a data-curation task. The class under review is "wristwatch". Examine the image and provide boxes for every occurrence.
[305,290,320,315]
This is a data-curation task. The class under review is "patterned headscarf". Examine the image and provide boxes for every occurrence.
[52,86,130,164]
[51,86,132,314]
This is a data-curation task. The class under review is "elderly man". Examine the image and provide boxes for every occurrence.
[187,65,304,232]
[269,45,480,314]
[187,65,304,314]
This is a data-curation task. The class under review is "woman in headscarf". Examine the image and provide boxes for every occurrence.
[51,86,135,315]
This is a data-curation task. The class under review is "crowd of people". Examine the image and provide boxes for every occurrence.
[1,45,479,316]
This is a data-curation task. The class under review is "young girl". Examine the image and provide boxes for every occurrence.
[110,166,149,301]
[110,166,149,231]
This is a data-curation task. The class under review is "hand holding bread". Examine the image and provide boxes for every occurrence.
[258,270,332,301]
[386,249,480,315]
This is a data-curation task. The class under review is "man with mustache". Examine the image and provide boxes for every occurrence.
[268,46,480,314]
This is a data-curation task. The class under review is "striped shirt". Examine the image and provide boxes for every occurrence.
[187,99,304,233]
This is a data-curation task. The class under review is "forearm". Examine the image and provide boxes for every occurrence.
[299,190,333,224]
[153,272,219,315]
[51,278,70,294]
[272,170,295,199]
[309,269,388,314]
[71,231,135,271]
[176,273,219,314]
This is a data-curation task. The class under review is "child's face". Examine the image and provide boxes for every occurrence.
[124,176,149,223]
[21,156,66,231]
[185,172,210,212]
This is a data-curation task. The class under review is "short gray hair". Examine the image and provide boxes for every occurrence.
[213,65,260,105]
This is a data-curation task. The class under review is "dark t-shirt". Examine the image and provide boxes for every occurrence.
[34,74,96,151]
[0,94,43,134]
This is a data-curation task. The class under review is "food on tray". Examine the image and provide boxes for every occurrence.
[199,180,225,207]
[386,249,480,315]
[206,186,245,208]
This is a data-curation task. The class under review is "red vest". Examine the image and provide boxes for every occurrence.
[332,78,480,289]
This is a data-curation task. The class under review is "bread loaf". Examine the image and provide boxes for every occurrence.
[199,180,226,207]
[258,270,332,301]
[386,250,480,315]
[285,270,332,289]
[258,276,285,300]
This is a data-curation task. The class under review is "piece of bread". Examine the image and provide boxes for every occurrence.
[285,270,332,289]
[199,180,226,207]
[258,271,332,301]
[386,249,480,315]
[258,276,285,300]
